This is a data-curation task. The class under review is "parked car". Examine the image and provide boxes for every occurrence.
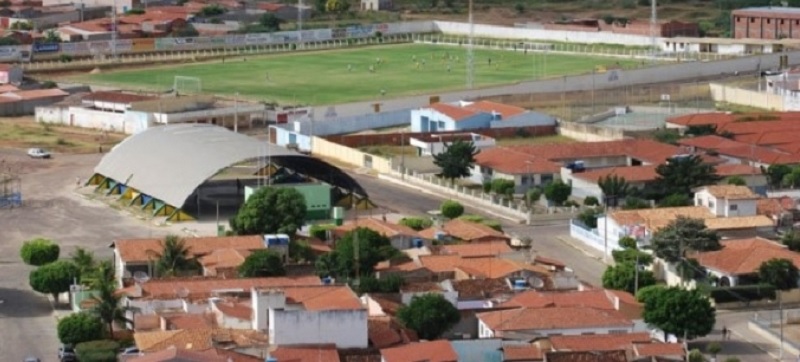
[27,148,51,159]
[58,344,76,361]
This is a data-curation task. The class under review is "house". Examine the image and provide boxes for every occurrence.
[439,241,513,258]
[545,351,628,362]
[732,7,800,39]
[380,340,458,362]
[477,306,635,338]
[118,275,321,304]
[418,255,551,283]
[133,328,268,354]
[690,237,800,287]
[0,88,69,116]
[473,139,684,193]
[250,285,368,348]
[111,235,267,285]
[127,347,263,362]
[37,93,265,134]
[500,288,643,321]
[43,0,136,14]
[361,0,392,11]
[410,100,555,133]
[0,64,22,85]
[694,185,760,217]
[374,259,436,283]
[366,315,419,348]
[418,219,509,243]
[209,299,251,329]
[334,218,423,250]
[267,344,341,362]
[400,281,458,306]
[409,132,495,157]
[547,333,684,360]
[502,344,544,361]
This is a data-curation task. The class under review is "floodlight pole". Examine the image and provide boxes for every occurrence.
[298,0,303,49]
[112,0,117,61]
[466,0,474,89]
[234,92,239,133]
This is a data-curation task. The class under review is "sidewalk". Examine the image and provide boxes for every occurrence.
[557,236,610,266]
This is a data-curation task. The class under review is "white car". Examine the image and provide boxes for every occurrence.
[27,148,51,159]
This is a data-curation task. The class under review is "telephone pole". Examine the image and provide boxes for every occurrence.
[650,0,657,63]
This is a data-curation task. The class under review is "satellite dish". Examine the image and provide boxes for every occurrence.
[133,271,150,285]
[176,287,190,299]
[528,276,545,289]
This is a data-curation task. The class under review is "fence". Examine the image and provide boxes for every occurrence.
[569,220,615,256]
[23,34,416,72]
[709,83,786,111]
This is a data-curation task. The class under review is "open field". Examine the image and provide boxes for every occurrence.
[0,117,125,153]
[74,43,642,105]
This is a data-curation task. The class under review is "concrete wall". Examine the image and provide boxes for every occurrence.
[311,136,392,173]
[558,121,626,142]
[270,309,368,348]
[291,109,410,136]
[710,83,785,111]
[490,112,556,128]
[0,96,67,116]
[271,125,312,152]
[433,21,655,46]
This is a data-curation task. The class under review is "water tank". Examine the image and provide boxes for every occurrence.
[513,279,527,290]
[413,238,424,248]
[322,276,333,285]
[266,357,278,362]
[332,207,344,226]
[264,234,290,247]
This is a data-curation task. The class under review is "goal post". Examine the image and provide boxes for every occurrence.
[173,76,202,96]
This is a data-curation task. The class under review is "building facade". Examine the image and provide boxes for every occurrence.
[732,7,800,39]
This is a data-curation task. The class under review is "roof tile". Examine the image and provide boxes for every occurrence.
[271,344,342,362]
[478,307,633,331]
[550,332,651,351]
[692,237,800,275]
[115,235,265,262]
[503,345,543,361]
[440,241,512,258]
[381,340,458,362]
[119,276,321,300]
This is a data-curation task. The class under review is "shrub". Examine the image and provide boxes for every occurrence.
[75,340,120,362]
[57,312,104,345]
[526,188,542,205]
[440,200,464,219]
[491,179,515,195]
[577,208,601,229]
[618,236,637,249]
[584,196,599,206]
[399,217,433,231]
[563,200,580,207]
[482,181,492,193]
[309,224,334,240]
[20,238,60,266]
[708,284,776,303]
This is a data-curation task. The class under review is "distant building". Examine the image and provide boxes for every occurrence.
[732,6,800,39]
[361,0,392,11]
[410,100,555,133]
[0,64,22,85]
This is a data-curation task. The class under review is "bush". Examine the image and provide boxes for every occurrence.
[75,340,120,362]
[458,214,503,232]
[584,196,599,206]
[309,224,334,240]
[563,200,580,207]
[57,312,104,345]
[491,179,515,195]
[577,208,601,229]
[526,188,542,205]
[399,217,433,231]
[618,236,637,249]
[440,200,464,219]
[20,238,60,266]
[482,181,492,193]
[708,284,776,303]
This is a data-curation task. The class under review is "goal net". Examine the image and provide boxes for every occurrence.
[173,76,202,96]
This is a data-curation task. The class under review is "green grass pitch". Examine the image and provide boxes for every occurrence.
[79,43,641,105]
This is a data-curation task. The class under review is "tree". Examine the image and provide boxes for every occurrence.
[577,208,602,229]
[155,235,200,277]
[71,247,96,281]
[90,275,130,339]
[197,4,226,16]
[317,228,400,278]
[706,342,722,358]
[440,200,464,219]
[397,294,460,340]
[677,258,706,283]
[43,29,61,43]
[231,187,307,235]
[544,180,572,206]
[758,258,799,290]
[602,262,656,294]
[654,155,721,198]
[29,260,79,303]
[622,196,650,210]
[526,187,542,207]
[491,179,515,196]
[651,217,721,263]
[355,275,405,294]
[325,0,350,13]
[612,248,653,266]
[658,193,691,208]
[783,167,800,188]
[597,174,630,207]
[399,217,433,231]
[57,312,104,345]
[259,13,282,32]
[764,164,792,189]
[171,23,199,37]
[583,196,599,206]
[618,236,637,249]
[514,2,525,13]
[0,37,19,46]
[727,176,747,186]
[239,250,286,277]
[289,239,316,263]
[314,0,326,12]
[688,349,706,362]
[83,260,114,290]
[433,140,478,184]
[783,230,800,252]
[20,238,60,266]
[638,286,715,340]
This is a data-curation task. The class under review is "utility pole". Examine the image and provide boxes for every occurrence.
[650,0,657,63]
[780,291,785,360]
[400,130,405,180]
[634,251,639,294]
[603,195,609,263]
[234,92,239,133]
[111,0,118,61]
[466,0,474,89]
[298,0,303,49]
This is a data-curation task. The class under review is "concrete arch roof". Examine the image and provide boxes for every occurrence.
[94,124,365,207]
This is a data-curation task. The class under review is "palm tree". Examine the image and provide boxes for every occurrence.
[90,275,131,339]
[70,247,96,283]
[83,260,115,289]
[156,235,200,277]
[597,174,630,207]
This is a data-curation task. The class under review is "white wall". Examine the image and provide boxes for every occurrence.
[724,199,757,217]
[360,295,389,317]
[270,309,368,348]
[433,21,656,46]
[411,108,458,132]
[35,106,67,124]
[695,190,757,217]
[478,318,633,339]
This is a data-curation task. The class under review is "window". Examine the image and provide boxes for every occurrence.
[767,19,771,24]
[609,330,628,334]
[540,174,554,184]
[781,19,785,25]
[737,17,741,22]
[751,18,756,23]
[709,201,715,209]
[695,198,700,206]
[521,176,529,184]
[730,204,738,211]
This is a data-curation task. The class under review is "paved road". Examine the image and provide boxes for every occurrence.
[0,151,172,362]
[348,171,606,285]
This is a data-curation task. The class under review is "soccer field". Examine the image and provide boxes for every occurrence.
[79,44,641,105]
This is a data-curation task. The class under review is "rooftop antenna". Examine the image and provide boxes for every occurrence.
[466,0,475,89]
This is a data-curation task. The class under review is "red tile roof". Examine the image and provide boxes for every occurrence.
[572,165,658,183]
[114,235,265,262]
[381,340,458,362]
[720,119,800,136]
[0,88,68,101]
[440,241,512,257]
[692,237,800,275]
[633,342,686,358]
[162,313,217,330]
[549,332,651,351]
[129,348,226,362]
[83,91,157,104]
[464,100,526,119]
[271,344,342,362]
[334,218,419,238]
[419,219,508,242]
[716,163,761,176]
[545,350,628,362]
[678,135,744,150]
[429,102,479,121]
[666,113,736,127]
[477,307,633,331]
[275,285,364,311]
[214,301,252,320]
[119,276,321,300]
[503,345,543,361]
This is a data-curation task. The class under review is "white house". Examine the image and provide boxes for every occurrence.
[209,298,252,329]
[250,285,368,348]
[693,184,759,217]
[410,100,554,133]
[409,133,495,156]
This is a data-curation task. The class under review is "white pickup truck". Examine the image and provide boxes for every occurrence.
[27,148,51,159]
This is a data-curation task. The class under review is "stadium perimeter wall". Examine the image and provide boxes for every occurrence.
[432,21,655,46]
